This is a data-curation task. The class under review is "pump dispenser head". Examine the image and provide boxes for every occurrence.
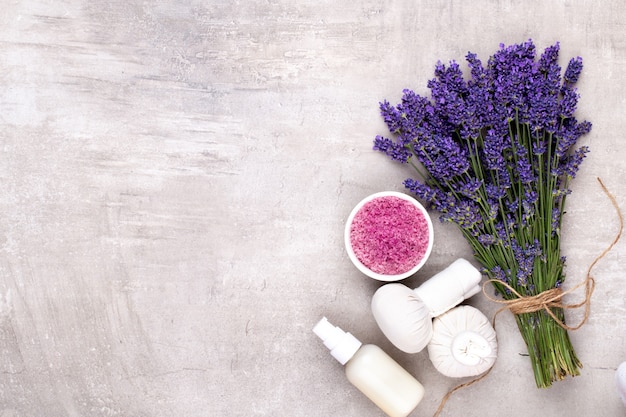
[313,317,362,365]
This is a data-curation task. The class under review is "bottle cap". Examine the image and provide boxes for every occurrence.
[413,258,482,317]
[313,317,362,365]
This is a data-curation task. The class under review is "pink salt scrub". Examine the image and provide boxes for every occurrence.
[349,195,430,276]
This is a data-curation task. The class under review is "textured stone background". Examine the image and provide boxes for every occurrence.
[0,1,624,416]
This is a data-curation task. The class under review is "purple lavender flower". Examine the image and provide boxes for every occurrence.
[396,90,432,143]
[454,178,483,201]
[532,140,547,155]
[564,57,583,85]
[440,198,483,232]
[478,234,497,246]
[506,198,519,213]
[514,142,535,185]
[511,239,542,289]
[428,60,468,128]
[373,135,412,163]
[537,42,561,83]
[379,100,403,135]
[555,118,592,158]
[559,87,579,119]
[524,42,561,133]
[403,178,452,212]
[413,134,470,181]
[464,53,491,134]
[494,221,510,245]
[490,265,508,282]
[551,207,561,235]
[522,188,538,220]
[488,40,537,119]
[561,145,590,179]
[482,127,509,172]
[485,182,506,200]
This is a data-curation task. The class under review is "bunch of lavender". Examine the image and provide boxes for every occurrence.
[374,40,592,388]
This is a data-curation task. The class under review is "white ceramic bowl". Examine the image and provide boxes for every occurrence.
[344,191,434,281]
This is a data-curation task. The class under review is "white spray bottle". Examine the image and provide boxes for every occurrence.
[313,317,424,417]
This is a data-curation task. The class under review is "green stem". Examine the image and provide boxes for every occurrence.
[514,308,581,388]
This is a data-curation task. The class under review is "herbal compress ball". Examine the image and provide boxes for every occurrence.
[427,305,498,378]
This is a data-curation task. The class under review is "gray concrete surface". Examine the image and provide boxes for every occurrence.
[0,1,625,416]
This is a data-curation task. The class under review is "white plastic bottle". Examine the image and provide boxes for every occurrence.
[313,317,424,417]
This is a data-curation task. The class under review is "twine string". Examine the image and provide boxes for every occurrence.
[433,177,623,417]
[482,277,594,331]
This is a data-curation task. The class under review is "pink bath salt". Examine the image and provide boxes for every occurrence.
[349,196,430,276]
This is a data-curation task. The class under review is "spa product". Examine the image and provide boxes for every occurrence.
[427,305,497,378]
[345,191,434,281]
[313,317,424,417]
[617,361,626,406]
[371,258,481,353]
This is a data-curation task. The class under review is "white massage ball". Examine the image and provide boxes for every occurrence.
[427,305,497,378]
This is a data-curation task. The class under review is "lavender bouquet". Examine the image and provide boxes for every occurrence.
[373,40,592,388]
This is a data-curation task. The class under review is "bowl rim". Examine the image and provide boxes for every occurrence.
[344,191,434,281]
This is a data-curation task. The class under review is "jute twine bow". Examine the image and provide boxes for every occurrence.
[483,272,595,332]
[433,177,623,417]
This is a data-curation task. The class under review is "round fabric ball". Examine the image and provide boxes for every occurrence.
[371,283,433,353]
[427,305,497,378]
